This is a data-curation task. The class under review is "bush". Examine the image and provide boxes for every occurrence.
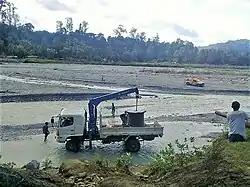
[147,137,208,175]
[89,154,110,169]
[202,136,227,169]
[41,158,53,170]
[114,153,132,173]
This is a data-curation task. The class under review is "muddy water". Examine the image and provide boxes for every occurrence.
[0,93,249,167]
[0,121,221,167]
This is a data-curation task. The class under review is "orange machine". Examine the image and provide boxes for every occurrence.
[185,77,205,87]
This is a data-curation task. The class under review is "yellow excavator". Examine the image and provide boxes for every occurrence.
[185,77,205,87]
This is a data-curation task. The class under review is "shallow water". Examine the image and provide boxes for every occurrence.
[0,121,221,167]
[0,93,249,167]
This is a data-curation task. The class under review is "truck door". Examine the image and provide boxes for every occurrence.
[59,116,75,137]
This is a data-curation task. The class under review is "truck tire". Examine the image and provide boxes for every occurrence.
[125,137,140,152]
[65,139,80,153]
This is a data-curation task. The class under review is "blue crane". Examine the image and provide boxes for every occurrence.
[87,87,140,138]
[53,87,163,153]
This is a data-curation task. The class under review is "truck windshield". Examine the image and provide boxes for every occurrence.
[59,116,74,127]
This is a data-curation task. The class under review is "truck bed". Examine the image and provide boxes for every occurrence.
[99,122,164,139]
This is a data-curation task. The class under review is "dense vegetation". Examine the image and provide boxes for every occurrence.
[199,39,250,53]
[0,0,249,66]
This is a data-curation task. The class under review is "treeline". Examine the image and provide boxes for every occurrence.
[0,1,249,66]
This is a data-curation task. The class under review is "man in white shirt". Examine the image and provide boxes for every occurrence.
[227,101,249,142]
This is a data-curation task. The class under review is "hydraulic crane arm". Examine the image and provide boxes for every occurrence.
[88,87,139,136]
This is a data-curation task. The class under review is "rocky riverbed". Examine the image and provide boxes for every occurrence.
[0,62,249,168]
[0,63,249,96]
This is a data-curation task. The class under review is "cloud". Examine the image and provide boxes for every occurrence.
[23,16,40,26]
[141,21,199,38]
[170,23,199,38]
[104,14,128,21]
[95,0,109,6]
[36,0,74,13]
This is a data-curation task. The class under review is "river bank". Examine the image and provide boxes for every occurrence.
[1,132,250,187]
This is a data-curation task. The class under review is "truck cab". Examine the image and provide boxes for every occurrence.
[55,108,87,143]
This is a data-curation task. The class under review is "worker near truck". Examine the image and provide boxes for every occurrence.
[227,101,249,142]
[111,103,115,117]
[43,122,50,142]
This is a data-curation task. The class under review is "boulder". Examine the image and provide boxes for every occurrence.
[22,160,40,170]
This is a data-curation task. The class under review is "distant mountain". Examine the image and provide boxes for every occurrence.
[199,39,250,52]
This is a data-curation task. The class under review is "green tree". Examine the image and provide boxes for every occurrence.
[56,20,64,33]
[0,0,249,66]
[65,17,73,33]
[129,27,137,38]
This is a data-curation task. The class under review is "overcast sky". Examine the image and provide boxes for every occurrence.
[10,0,250,46]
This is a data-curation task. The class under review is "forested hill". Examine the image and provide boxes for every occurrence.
[199,39,250,53]
[0,1,249,66]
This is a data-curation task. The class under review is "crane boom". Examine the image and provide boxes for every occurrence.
[88,87,139,137]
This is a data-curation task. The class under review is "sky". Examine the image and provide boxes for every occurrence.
[10,0,250,46]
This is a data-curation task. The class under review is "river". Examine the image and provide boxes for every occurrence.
[0,93,249,167]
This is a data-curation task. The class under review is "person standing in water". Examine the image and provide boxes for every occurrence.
[111,103,115,117]
[43,122,50,142]
[227,101,249,142]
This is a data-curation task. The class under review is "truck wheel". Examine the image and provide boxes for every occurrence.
[125,137,140,152]
[66,140,80,153]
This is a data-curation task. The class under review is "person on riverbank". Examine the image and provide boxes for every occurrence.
[43,122,50,142]
[227,101,249,142]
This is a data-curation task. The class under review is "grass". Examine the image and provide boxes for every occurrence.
[225,142,250,173]
[23,58,61,64]
[223,129,250,173]
[145,128,250,186]
[1,57,249,70]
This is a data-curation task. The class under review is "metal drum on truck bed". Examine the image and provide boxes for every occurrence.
[127,110,146,127]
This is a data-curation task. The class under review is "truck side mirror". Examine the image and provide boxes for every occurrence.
[51,117,54,124]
